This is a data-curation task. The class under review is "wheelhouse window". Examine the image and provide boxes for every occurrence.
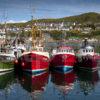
[57,49,74,53]
[86,49,88,52]
[91,49,94,52]
[64,50,66,52]
[69,50,71,52]
[83,50,85,52]
[71,50,74,53]
[39,48,43,51]
[67,50,69,52]
[89,50,91,52]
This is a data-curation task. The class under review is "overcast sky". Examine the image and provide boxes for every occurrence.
[0,0,100,23]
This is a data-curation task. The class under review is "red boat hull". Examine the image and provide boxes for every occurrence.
[50,54,76,73]
[75,55,97,71]
[18,52,49,74]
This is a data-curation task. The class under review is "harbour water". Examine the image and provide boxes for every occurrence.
[0,68,100,100]
[0,41,100,100]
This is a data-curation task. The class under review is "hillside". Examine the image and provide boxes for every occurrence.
[1,12,100,27]
[61,12,100,23]
[28,12,100,23]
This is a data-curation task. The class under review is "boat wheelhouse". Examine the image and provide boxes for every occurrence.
[78,45,94,56]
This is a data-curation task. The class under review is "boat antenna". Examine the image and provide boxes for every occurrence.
[3,10,8,45]
[83,38,88,47]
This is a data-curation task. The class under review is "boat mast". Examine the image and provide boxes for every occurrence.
[30,6,44,49]
[31,24,38,48]
[31,18,43,49]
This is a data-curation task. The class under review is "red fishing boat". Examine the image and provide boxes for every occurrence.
[51,71,75,94]
[50,46,76,73]
[19,71,49,99]
[15,26,49,74]
[75,39,98,71]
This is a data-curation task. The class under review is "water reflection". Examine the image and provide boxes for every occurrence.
[0,72,15,100]
[17,72,49,100]
[51,71,75,95]
[0,68,100,100]
[76,70,99,95]
[0,72,14,89]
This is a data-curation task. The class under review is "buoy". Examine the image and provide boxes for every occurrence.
[22,62,25,66]
[15,60,18,64]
